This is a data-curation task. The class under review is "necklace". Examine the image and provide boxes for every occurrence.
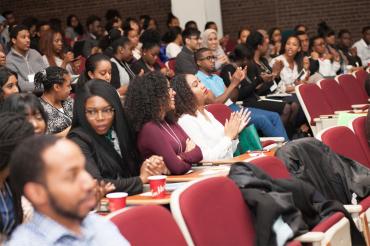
[159,121,183,153]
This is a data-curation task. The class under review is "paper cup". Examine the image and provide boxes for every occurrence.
[106,192,128,212]
[148,175,167,198]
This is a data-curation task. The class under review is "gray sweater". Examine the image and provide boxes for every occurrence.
[6,48,46,92]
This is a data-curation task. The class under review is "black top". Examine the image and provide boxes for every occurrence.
[68,127,143,195]
[246,58,277,96]
[175,46,198,74]
[130,58,161,75]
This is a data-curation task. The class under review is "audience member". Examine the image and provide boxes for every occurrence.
[202,29,229,71]
[175,28,201,74]
[0,15,8,53]
[110,37,136,94]
[204,21,217,32]
[123,26,141,60]
[35,67,73,136]
[166,13,180,29]
[76,53,121,92]
[337,29,362,69]
[352,26,370,66]
[294,24,307,33]
[125,72,203,174]
[0,112,34,238]
[0,50,6,66]
[197,47,289,140]
[310,36,340,77]
[65,15,84,46]
[2,11,16,28]
[6,25,46,92]
[184,20,198,31]
[30,20,50,52]
[1,93,47,135]
[82,15,103,58]
[296,31,319,75]
[268,27,282,59]
[237,27,250,44]
[39,29,74,74]
[68,79,165,194]
[20,17,38,52]
[7,135,130,245]
[164,27,183,59]
[173,74,250,160]
[0,67,19,103]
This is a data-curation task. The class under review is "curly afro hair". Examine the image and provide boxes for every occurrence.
[124,72,174,131]
[171,74,197,119]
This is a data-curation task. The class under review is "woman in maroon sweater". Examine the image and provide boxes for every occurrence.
[125,72,203,174]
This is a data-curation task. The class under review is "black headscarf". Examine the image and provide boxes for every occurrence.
[69,79,140,177]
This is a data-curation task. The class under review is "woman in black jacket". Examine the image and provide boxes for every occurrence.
[68,79,165,195]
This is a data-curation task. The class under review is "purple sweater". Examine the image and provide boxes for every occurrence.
[137,121,203,174]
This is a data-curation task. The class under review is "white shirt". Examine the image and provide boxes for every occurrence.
[42,55,74,75]
[178,110,239,161]
[270,55,299,93]
[317,58,340,77]
[353,38,370,66]
[166,42,182,59]
[111,58,131,86]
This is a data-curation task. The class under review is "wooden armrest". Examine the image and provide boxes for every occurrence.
[351,104,369,110]
[295,232,325,242]
[334,110,352,114]
[319,114,338,119]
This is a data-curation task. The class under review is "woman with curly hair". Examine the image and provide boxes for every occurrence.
[173,74,250,160]
[124,72,202,174]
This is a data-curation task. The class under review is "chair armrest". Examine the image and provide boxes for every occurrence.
[351,104,369,110]
[235,101,243,105]
[319,114,338,119]
[295,232,324,243]
[334,110,352,114]
[344,204,362,214]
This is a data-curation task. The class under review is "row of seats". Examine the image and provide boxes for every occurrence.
[106,170,351,246]
[296,70,369,136]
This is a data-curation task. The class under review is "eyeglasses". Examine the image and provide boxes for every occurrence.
[189,36,201,41]
[85,107,115,119]
[198,56,216,61]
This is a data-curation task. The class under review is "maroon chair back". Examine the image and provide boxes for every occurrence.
[110,205,187,246]
[296,84,334,125]
[319,78,352,111]
[354,70,369,88]
[351,116,370,165]
[205,103,232,125]
[320,126,370,168]
[167,58,176,71]
[178,177,255,246]
[249,156,291,179]
[336,74,369,105]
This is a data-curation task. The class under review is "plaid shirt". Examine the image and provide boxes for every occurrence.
[6,211,130,246]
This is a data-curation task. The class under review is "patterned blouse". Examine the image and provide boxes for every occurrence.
[39,97,73,134]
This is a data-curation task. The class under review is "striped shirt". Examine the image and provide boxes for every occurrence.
[0,182,15,235]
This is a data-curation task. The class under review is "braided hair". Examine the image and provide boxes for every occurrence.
[34,66,68,92]
[0,112,34,170]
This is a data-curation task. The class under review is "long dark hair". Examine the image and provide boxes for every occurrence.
[71,79,140,176]
[280,35,304,71]
[171,74,197,118]
[0,67,18,101]
[124,72,175,132]
[76,53,111,90]
[245,31,264,60]
[66,14,84,36]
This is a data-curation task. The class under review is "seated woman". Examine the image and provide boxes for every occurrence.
[1,93,47,135]
[34,66,73,136]
[130,36,162,75]
[76,53,123,95]
[39,29,75,74]
[163,27,183,59]
[0,67,19,105]
[125,72,203,174]
[68,79,166,195]
[0,112,34,239]
[172,74,250,160]
[267,27,282,60]
[202,28,229,71]
[270,35,310,94]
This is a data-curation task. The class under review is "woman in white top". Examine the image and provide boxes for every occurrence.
[164,27,182,59]
[39,29,75,75]
[202,29,229,71]
[172,74,250,161]
[311,36,341,77]
[270,35,310,93]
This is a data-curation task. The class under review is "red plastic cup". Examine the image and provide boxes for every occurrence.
[106,192,128,212]
[148,175,167,198]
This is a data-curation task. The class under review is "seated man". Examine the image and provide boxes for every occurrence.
[175,28,201,74]
[352,26,370,67]
[195,47,288,140]
[6,25,46,92]
[7,135,130,245]
[337,29,362,68]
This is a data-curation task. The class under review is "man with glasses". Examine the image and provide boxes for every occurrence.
[175,28,201,74]
[195,47,289,140]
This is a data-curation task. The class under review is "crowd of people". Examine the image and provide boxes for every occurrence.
[0,8,369,245]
